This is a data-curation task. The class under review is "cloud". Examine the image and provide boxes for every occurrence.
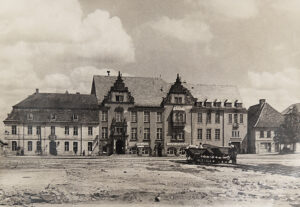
[0,0,135,136]
[241,68,300,111]
[149,16,213,44]
[0,0,134,62]
[187,0,258,19]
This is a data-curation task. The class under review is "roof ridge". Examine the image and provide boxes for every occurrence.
[187,83,237,87]
[254,102,266,127]
[93,75,165,80]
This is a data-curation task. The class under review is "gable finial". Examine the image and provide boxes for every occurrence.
[176,73,181,83]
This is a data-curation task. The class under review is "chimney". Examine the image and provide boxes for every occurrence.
[35,88,39,94]
[259,99,266,105]
[107,70,110,76]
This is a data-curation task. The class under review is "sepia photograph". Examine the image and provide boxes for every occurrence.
[0,0,300,206]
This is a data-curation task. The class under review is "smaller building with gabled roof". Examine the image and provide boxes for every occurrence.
[247,99,284,153]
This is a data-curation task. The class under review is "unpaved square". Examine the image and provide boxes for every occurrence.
[0,154,300,206]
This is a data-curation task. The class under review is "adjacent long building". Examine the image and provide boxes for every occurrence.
[3,72,247,156]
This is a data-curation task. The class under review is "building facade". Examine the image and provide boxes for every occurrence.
[3,72,247,156]
[92,73,247,156]
[3,91,99,156]
[248,99,284,154]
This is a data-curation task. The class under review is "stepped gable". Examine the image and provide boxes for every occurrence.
[164,74,196,104]
[92,75,170,107]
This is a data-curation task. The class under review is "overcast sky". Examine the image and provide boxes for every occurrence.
[1,0,300,133]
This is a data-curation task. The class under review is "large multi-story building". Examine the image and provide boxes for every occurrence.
[3,72,247,156]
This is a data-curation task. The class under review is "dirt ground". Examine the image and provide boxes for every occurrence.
[0,154,300,207]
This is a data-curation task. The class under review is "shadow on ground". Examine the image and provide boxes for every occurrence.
[171,159,300,178]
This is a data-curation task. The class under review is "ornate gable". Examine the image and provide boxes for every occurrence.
[163,74,196,105]
[102,72,134,104]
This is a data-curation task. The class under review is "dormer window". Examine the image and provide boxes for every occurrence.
[235,100,243,108]
[116,95,124,102]
[214,100,221,107]
[27,113,33,120]
[72,114,78,121]
[196,102,202,107]
[205,100,212,107]
[224,100,232,108]
[50,114,56,121]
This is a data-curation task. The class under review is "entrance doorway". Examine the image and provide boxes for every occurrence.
[49,141,57,155]
[157,143,162,157]
[116,140,125,154]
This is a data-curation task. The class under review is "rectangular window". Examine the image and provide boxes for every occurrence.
[36,126,41,135]
[101,111,108,122]
[175,97,183,104]
[28,125,32,135]
[12,141,17,151]
[215,129,220,140]
[51,126,55,135]
[131,128,137,140]
[157,112,162,123]
[240,114,243,123]
[28,141,32,151]
[36,141,41,151]
[88,142,93,151]
[65,126,69,135]
[144,128,150,140]
[116,95,124,102]
[260,130,264,138]
[156,128,162,140]
[206,113,211,124]
[64,142,69,151]
[116,112,122,122]
[234,114,238,123]
[102,127,108,139]
[228,114,232,124]
[206,129,211,140]
[267,130,271,138]
[12,125,17,135]
[215,112,220,124]
[73,142,78,153]
[144,111,150,123]
[88,126,93,136]
[197,112,202,123]
[73,126,78,136]
[232,130,240,137]
[197,129,202,140]
[131,111,137,122]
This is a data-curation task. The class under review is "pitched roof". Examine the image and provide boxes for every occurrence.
[184,83,242,103]
[92,75,243,106]
[4,109,99,124]
[248,102,284,128]
[282,103,300,115]
[14,93,98,110]
[92,76,170,106]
